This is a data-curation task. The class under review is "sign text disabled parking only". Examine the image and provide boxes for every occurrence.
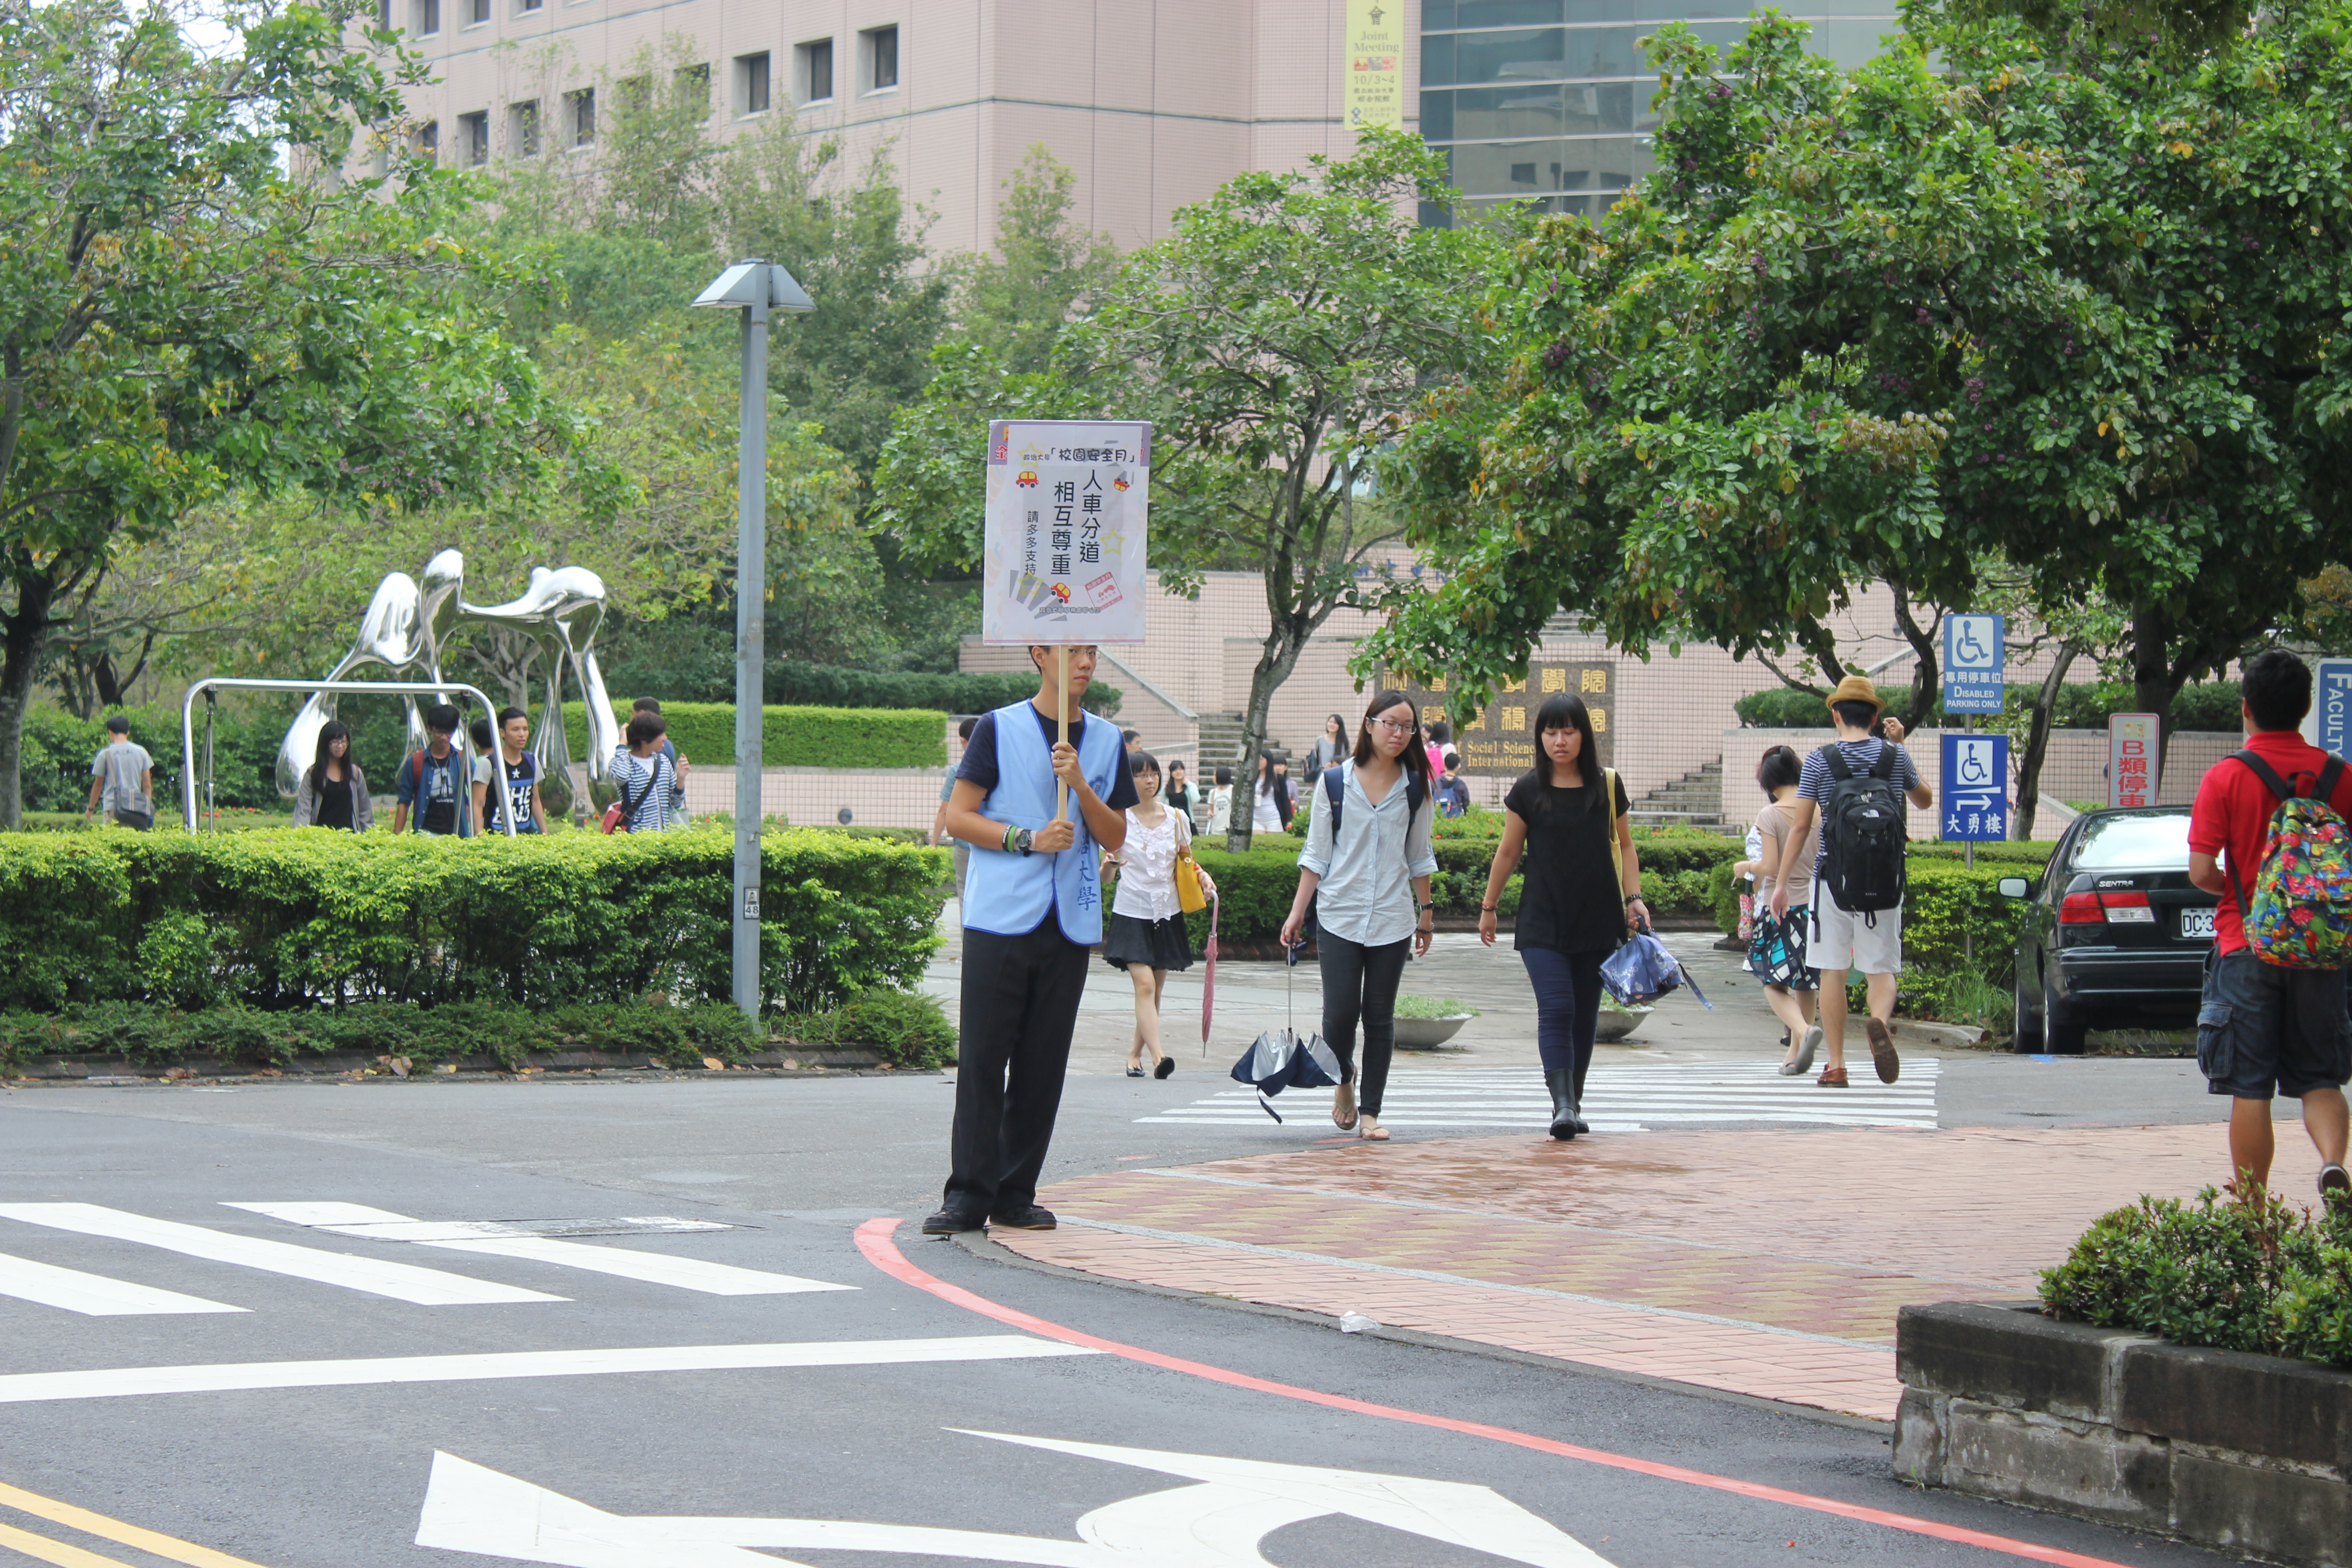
[1942,613,2005,714]
[1941,731,2009,841]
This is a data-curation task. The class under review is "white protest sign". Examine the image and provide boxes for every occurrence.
[982,420,1152,646]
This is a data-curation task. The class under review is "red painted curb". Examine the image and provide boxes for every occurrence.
[854,1216,2133,1568]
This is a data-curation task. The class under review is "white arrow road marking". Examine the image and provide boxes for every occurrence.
[413,1432,1618,1568]
[0,1205,564,1306]
[223,1203,852,1297]
[0,1251,246,1316]
[0,1336,1096,1406]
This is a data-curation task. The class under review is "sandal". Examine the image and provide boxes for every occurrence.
[1126,1066,1144,1078]
[1817,1065,1849,1088]
[1332,1083,1358,1130]
[1360,1112,1389,1141]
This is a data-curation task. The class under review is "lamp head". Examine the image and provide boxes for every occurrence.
[694,259,815,313]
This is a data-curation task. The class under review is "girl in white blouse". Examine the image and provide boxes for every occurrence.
[1101,752,1215,1078]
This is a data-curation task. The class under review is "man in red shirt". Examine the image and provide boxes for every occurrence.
[2186,649,2352,1202]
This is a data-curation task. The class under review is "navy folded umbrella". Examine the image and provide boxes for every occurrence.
[1230,943,1343,1122]
[1600,928,1714,1009]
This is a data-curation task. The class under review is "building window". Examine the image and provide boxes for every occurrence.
[795,38,833,103]
[860,25,897,93]
[734,51,770,116]
[517,0,541,13]
[568,87,594,145]
[374,0,391,29]
[676,62,710,112]
[468,0,487,23]
[414,0,439,34]
[510,99,540,157]
[458,111,489,165]
[417,119,439,161]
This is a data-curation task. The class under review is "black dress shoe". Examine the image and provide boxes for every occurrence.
[1153,1057,1175,1080]
[989,1205,1057,1230]
[921,1208,987,1235]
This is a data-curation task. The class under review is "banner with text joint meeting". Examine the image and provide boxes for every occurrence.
[982,420,1152,646]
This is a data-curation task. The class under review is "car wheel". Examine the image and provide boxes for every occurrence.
[2042,989,2088,1055]
[2011,948,2041,1054]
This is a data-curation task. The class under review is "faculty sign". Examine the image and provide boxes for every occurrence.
[1390,662,1615,778]
[981,420,1152,646]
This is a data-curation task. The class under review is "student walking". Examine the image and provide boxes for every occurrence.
[1305,714,1349,774]
[392,705,473,837]
[1735,745,1820,1074]
[608,711,684,832]
[1251,753,1291,834]
[2185,649,2352,1202]
[1279,691,1438,1142]
[83,715,155,830]
[1102,750,1214,1080]
[290,720,373,831]
[471,706,547,835]
[1163,760,1195,824]
[1769,676,1933,1088]
[1475,693,1645,1140]
[630,697,689,814]
[929,644,1136,1234]
[1207,766,1235,833]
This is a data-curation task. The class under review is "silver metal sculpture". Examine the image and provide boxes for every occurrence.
[277,552,620,817]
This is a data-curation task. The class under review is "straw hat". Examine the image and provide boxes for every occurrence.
[1825,674,1885,714]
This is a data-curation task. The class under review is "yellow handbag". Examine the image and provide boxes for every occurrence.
[1173,818,1208,914]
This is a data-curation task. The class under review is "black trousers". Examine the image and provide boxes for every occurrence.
[943,918,1090,1219]
[1319,931,1411,1116]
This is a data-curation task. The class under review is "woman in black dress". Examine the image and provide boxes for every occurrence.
[1475,693,1647,1139]
[290,720,373,832]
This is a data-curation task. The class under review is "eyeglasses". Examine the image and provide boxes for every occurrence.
[1371,718,1416,736]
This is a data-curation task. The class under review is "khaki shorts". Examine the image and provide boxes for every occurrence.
[1810,887,1902,975]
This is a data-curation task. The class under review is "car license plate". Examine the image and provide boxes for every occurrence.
[2181,907,2216,940]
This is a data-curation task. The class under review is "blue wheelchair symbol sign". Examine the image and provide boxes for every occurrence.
[1942,612,2006,714]
[1940,733,2009,841]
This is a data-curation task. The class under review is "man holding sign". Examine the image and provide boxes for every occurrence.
[926,418,1153,1236]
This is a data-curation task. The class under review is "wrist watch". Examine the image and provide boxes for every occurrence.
[1013,828,1036,857]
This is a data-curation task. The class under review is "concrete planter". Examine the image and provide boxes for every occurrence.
[1391,1015,1472,1050]
[1895,1300,2352,1566]
[1595,1006,1652,1043]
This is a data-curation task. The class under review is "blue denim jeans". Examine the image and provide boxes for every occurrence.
[1521,946,1610,1077]
[2198,947,2352,1100]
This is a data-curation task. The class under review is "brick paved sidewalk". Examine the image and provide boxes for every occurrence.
[992,1122,2321,1422]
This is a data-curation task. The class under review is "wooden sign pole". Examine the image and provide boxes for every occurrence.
[1057,644,1071,820]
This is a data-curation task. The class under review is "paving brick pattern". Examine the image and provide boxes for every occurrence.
[992,1122,2314,1423]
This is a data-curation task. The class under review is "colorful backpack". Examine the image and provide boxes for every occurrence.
[2226,751,2352,969]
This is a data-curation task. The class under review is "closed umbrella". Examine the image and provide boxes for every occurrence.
[1229,942,1342,1122]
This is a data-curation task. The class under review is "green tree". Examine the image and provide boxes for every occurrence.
[882,128,1504,849]
[0,0,578,826]
[1370,9,2352,784]
[949,146,1118,377]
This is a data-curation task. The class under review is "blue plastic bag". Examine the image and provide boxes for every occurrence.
[1599,930,1714,1009]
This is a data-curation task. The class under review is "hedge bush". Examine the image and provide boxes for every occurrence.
[0,827,945,1016]
[562,702,944,769]
[1733,680,2243,731]
[2041,1187,2352,1368]
[764,662,1121,718]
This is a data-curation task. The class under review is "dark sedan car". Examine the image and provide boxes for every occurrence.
[2001,806,2218,1054]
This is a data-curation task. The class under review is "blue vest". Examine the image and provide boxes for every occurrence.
[965,700,1125,944]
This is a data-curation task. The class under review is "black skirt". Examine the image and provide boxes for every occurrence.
[1103,910,1194,972]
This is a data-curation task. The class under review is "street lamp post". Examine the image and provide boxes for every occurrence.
[693,259,816,1024]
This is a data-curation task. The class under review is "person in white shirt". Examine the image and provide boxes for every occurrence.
[1278,692,1438,1141]
[1100,752,1215,1080]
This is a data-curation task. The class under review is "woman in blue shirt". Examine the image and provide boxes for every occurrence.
[1278,691,1437,1141]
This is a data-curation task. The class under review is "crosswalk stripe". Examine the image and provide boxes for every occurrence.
[0,1337,1099,1405]
[223,1203,854,1297]
[0,1252,245,1317]
[0,1478,275,1568]
[0,1205,565,1308]
[1140,1060,1940,1130]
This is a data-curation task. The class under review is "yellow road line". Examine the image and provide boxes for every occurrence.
[0,1481,272,1568]
[0,1517,138,1568]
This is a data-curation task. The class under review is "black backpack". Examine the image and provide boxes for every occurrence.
[1818,744,1907,919]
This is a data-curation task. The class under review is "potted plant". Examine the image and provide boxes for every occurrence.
[1391,995,1477,1049]
[1594,996,1653,1043]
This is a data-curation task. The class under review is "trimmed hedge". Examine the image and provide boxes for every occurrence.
[2042,1187,2352,1368]
[0,827,945,1015]
[765,662,1120,718]
[562,702,945,769]
[1734,680,2243,731]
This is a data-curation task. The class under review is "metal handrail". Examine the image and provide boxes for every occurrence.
[179,677,515,836]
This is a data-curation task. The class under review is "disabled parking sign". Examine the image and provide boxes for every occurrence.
[1941,732,2009,841]
[1942,613,2005,715]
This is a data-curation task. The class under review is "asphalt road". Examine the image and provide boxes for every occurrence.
[0,1073,2244,1568]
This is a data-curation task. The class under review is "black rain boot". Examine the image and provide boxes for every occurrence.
[1544,1069,1578,1141]
[1567,1065,1590,1136]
